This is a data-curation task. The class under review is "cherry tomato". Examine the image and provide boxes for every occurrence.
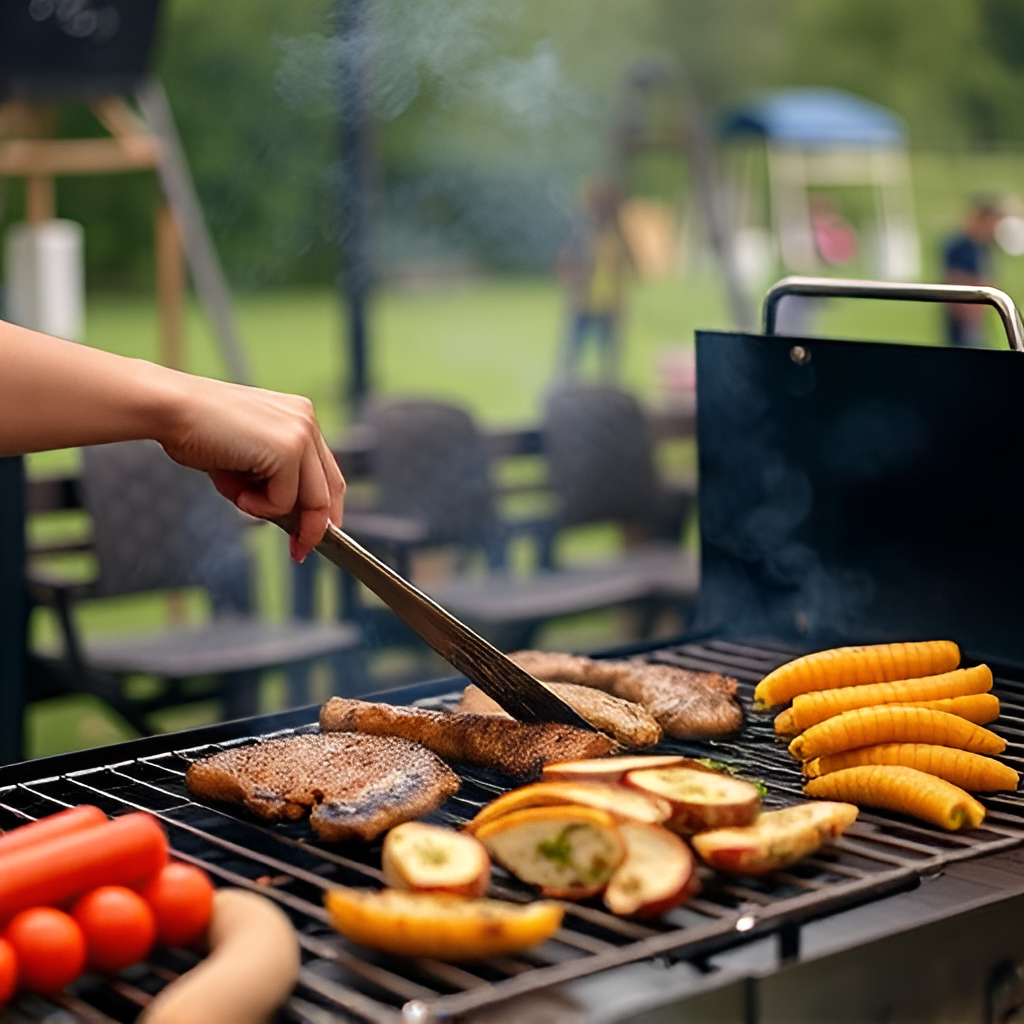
[4,907,85,993]
[0,937,17,1004]
[73,885,156,973]
[139,862,214,947]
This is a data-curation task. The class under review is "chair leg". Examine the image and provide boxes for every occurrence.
[222,669,260,720]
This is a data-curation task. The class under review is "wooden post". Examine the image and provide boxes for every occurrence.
[25,175,55,223]
[155,201,187,626]
[155,202,185,371]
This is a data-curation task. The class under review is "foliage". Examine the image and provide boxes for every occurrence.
[10,0,1024,286]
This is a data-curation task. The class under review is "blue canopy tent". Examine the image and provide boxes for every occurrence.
[721,88,919,281]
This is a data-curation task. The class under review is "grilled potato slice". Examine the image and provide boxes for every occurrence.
[624,767,761,835]
[382,822,491,899]
[475,806,625,898]
[324,887,562,960]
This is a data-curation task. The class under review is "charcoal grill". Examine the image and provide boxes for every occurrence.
[7,277,1024,1023]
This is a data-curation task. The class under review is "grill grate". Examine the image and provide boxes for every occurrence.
[2,638,1024,1024]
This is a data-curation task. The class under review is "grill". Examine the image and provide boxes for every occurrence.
[3,637,1024,1024]
[9,277,1024,1022]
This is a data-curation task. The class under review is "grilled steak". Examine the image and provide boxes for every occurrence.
[509,651,743,739]
[185,732,460,842]
[320,698,614,777]
[457,682,663,748]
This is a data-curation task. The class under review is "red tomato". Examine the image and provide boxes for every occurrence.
[139,862,214,947]
[73,886,156,973]
[4,907,85,993]
[0,938,17,1003]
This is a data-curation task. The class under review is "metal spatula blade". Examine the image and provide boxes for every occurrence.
[282,519,594,729]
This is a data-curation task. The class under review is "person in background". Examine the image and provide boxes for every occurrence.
[0,318,344,563]
[941,197,1002,348]
[556,179,635,382]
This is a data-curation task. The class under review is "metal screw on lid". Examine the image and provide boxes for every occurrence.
[790,345,811,365]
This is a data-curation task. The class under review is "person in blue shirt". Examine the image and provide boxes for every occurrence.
[941,198,1002,347]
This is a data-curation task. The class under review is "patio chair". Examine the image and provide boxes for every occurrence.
[333,398,693,651]
[28,440,361,732]
[540,385,700,632]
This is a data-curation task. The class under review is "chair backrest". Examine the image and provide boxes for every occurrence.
[80,440,251,613]
[363,400,497,549]
[544,385,660,528]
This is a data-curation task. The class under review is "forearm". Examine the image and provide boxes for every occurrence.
[0,319,187,456]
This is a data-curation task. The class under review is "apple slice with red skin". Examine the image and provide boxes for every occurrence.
[541,755,700,786]
[624,767,761,835]
[691,802,859,876]
[382,822,491,898]
[603,822,698,917]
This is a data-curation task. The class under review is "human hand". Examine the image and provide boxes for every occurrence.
[158,376,344,562]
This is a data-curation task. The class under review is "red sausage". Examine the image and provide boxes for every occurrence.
[0,813,168,924]
[0,806,107,857]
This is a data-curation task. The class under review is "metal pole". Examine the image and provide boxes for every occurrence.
[0,456,26,764]
[336,0,372,410]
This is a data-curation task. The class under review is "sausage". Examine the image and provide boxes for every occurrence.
[0,813,168,923]
[139,889,300,1024]
[0,806,107,856]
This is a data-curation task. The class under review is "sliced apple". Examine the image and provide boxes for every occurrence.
[324,887,563,961]
[603,822,697,917]
[465,782,671,834]
[691,801,859,876]
[541,755,696,785]
[475,805,625,898]
[624,767,761,835]
[382,822,491,898]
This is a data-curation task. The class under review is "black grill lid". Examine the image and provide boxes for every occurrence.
[696,330,1024,662]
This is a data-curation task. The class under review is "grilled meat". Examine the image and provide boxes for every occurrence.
[457,683,662,748]
[509,651,743,739]
[320,697,614,777]
[185,732,460,842]
[611,664,743,738]
[508,651,630,692]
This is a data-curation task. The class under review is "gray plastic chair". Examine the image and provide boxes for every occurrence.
[29,440,360,731]
[338,398,693,650]
[541,385,700,627]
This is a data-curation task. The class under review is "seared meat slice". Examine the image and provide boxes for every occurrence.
[185,732,459,842]
[611,664,743,739]
[510,650,744,739]
[457,683,662,748]
[508,651,631,692]
[320,698,613,777]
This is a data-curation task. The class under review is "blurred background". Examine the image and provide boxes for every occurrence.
[9,0,1024,757]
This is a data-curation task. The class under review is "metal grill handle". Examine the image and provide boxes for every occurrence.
[762,276,1024,352]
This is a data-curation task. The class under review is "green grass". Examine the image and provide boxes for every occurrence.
[24,148,1024,758]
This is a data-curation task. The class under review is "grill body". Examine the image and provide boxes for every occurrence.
[3,637,1024,1024]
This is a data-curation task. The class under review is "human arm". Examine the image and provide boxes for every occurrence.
[0,319,344,562]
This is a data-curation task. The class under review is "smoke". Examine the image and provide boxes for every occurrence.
[696,336,878,643]
[271,0,600,274]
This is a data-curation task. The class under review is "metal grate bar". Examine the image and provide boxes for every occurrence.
[298,935,438,1003]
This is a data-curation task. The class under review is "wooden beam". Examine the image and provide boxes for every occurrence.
[0,136,160,176]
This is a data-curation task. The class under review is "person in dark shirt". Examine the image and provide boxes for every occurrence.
[942,198,1001,347]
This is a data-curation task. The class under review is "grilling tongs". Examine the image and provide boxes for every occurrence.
[275,518,594,729]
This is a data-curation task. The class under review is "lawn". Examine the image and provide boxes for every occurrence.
[22,148,1024,758]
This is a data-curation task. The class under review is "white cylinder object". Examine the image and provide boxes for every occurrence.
[4,219,85,341]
